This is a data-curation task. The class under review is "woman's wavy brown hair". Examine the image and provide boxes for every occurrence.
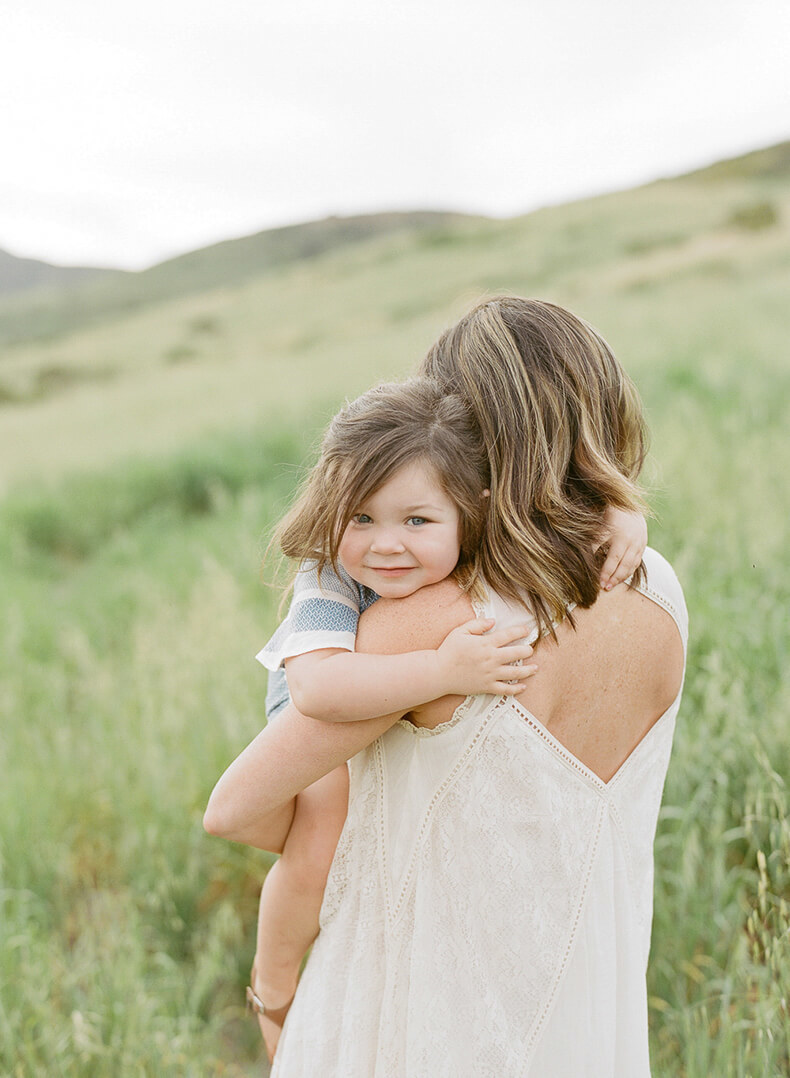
[420,295,648,637]
[274,378,490,593]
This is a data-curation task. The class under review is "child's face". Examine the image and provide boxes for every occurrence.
[338,459,461,599]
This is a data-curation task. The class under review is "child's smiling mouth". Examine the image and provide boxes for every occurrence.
[366,566,416,576]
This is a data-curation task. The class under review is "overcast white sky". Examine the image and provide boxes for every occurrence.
[2,0,788,270]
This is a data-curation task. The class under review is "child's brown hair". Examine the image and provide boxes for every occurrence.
[275,378,490,592]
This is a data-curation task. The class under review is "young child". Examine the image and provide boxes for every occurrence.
[248,378,646,1061]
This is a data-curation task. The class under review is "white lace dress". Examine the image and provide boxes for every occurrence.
[271,548,688,1077]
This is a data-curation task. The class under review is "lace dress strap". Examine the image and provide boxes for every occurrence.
[633,547,689,653]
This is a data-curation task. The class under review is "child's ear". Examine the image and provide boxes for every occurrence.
[482,489,491,499]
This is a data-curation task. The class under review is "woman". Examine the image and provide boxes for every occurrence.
[205,297,688,1076]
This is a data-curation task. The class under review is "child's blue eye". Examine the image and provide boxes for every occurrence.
[407,516,428,526]
[354,513,373,524]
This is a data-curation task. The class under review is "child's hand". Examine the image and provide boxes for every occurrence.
[436,618,537,697]
[596,507,647,591]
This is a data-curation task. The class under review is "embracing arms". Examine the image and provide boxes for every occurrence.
[202,705,398,849]
[284,618,533,723]
[203,517,646,847]
[262,501,643,725]
[269,507,644,722]
[203,581,486,846]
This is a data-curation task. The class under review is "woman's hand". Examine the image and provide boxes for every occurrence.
[596,507,648,590]
[436,618,536,696]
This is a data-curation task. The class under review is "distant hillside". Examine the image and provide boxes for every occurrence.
[3,134,788,353]
[0,211,486,349]
[1,134,788,485]
[144,211,486,294]
[0,247,118,297]
[681,139,790,183]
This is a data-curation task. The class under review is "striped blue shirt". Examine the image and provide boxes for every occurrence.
[257,561,379,719]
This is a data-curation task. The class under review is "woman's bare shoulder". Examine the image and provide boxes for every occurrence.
[357,579,475,656]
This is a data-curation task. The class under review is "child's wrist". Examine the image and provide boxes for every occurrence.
[432,647,455,697]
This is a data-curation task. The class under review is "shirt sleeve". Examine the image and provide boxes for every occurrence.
[255,561,365,671]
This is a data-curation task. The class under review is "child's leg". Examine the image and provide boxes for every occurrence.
[251,764,349,1053]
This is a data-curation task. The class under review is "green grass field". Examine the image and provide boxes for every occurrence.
[2,144,789,1075]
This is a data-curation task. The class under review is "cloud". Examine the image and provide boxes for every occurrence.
[1,0,788,267]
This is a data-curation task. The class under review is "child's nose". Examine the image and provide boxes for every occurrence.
[369,528,406,554]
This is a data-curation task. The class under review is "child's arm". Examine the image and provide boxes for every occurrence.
[204,580,490,845]
[596,507,648,591]
[284,617,535,723]
[259,560,535,724]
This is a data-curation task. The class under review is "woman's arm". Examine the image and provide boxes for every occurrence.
[203,580,477,846]
[202,704,398,848]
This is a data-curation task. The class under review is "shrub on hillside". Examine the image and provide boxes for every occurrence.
[728,200,779,231]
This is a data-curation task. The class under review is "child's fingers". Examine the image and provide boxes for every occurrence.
[599,541,626,583]
[494,644,534,664]
[600,543,633,590]
[493,667,538,694]
[459,617,496,635]
[484,625,533,648]
[457,619,534,646]
[493,660,536,682]
[592,529,612,553]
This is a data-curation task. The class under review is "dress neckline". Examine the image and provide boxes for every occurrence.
[394,684,680,788]
[395,693,476,737]
[505,695,677,790]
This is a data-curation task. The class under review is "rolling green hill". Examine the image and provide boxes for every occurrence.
[0,245,118,296]
[683,138,790,183]
[0,210,487,349]
[1,140,788,488]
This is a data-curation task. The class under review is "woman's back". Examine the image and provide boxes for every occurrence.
[487,554,685,783]
[272,548,687,1077]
